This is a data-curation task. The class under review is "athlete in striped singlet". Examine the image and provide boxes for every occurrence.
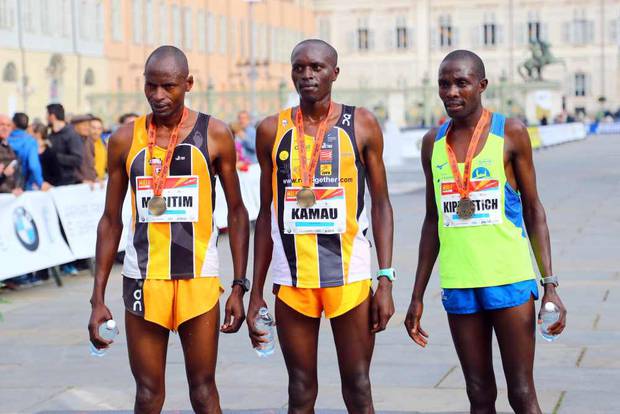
[405,50,567,414]
[247,39,395,413]
[88,46,249,413]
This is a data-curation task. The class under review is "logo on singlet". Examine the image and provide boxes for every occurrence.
[342,113,352,126]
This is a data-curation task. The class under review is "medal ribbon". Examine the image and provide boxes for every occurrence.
[294,101,333,188]
[445,109,490,199]
[147,107,189,197]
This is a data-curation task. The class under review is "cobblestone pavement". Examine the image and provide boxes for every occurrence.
[1,134,619,413]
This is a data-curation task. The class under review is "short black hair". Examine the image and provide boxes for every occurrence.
[12,112,29,130]
[144,45,189,78]
[441,49,486,80]
[291,39,338,67]
[46,103,65,121]
[118,113,139,124]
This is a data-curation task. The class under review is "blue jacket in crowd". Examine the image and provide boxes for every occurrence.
[8,129,43,190]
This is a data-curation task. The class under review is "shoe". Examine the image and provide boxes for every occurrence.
[61,264,78,276]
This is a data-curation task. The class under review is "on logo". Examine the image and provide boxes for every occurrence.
[133,288,143,312]
[342,113,352,126]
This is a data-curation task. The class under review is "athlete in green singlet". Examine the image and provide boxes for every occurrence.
[405,50,567,414]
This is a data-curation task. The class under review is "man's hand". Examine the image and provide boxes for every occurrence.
[88,302,114,349]
[40,182,52,191]
[12,188,23,196]
[370,279,395,333]
[220,285,246,333]
[538,286,567,335]
[405,298,429,347]
[4,163,15,177]
[246,293,270,348]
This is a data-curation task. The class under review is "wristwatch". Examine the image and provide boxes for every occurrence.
[232,278,251,292]
[376,268,396,282]
[540,275,559,287]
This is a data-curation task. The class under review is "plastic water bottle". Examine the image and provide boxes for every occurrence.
[89,320,119,357]
[254,307,275,357]
[540,302,560,342]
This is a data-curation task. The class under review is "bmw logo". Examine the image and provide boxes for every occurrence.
[13,207,39,251]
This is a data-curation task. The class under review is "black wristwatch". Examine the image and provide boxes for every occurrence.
[232,278,250,293]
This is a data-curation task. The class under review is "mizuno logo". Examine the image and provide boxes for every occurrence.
[175,155,185,161]
[436,162,448,169]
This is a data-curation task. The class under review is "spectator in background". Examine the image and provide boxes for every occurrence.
[236,110,257,163]
[0,114,22,194]
[47,103,83,185]
[118,112,139,125]
[229,121,250,172]
[90,117,107,180]
[71,114,97,183]
[31,122,63,186]
[8,112,49,191]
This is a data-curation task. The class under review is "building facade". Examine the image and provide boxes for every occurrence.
[314,0,620,126]
[0,0,315,123]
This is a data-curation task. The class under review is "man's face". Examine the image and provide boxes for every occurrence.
[0,116,12,139]
[74,121,91,137]
[90,120,103,139]
[291,46,338,103]
[144,59,193,118]
[46,112,54,127]
[437,59,487,119]
[238,111,250,129]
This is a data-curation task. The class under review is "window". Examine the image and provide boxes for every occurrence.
[197,11,206,52]
[61,0,71,37]
[132,0,142,44]
[574,73,587,96]
[2,62,17,82]
[207,13,215,53]
[239,20,246,58]
[145,0,154,45]
[158,1,167,44]
[219,15,227,54]
[528,11,541,43]
[0,0,15,30]
[396,16,408,49]
[567,9,594,45]
[482,13,496,46]
[22,0,35,33]
[111,0,122,41]
[84,68,95,86]
[40,0,51,35]
[357,17,369,51]
[318,16,330,42]
[183,7,192,50]
[172,5,181,47]
[439,15,452,48]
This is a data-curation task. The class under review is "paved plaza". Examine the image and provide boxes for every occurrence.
[1,134,619,413]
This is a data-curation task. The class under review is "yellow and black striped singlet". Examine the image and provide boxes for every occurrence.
[270,105,371,288]
[122,113,218,280]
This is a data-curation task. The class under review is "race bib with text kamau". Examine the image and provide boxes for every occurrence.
[441,179,502,227]
[136,175,199,223]
[283,187,346,234]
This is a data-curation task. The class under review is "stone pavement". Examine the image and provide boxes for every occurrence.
[1,134,619,413]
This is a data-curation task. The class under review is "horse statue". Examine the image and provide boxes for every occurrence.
[518,40,565,81]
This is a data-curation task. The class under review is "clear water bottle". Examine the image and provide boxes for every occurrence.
[89,319,119,357]
[540,302,560,342]
[254,307,275,357]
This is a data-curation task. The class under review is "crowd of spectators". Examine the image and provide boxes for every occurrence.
[1,105,258,290]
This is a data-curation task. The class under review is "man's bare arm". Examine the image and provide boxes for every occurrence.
[88,124,132,347]
[209,118,250,333]
[505,118,566,334]
[247,115,277,347]
[355,107,394,333]
[405,129,438,347]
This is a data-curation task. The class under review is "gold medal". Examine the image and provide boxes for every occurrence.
[147,196,167,216]
[296,187,316,208]
[456,197,475,219]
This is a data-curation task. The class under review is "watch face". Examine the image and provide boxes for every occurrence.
[243,278,251,291]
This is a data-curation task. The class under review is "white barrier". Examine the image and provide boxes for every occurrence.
[0,192,75,280]
[0,166,262,279]
[537,122,587,146]
[595,122,620,135]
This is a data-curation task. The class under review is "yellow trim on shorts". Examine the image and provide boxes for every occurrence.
[143,277,223,331]
[276,279,371,319]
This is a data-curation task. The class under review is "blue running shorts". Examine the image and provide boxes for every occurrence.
[441,279,539,314]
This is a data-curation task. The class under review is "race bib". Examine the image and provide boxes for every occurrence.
[136,175,199,223]
[441,179,502,227]
[283,187,346,234]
